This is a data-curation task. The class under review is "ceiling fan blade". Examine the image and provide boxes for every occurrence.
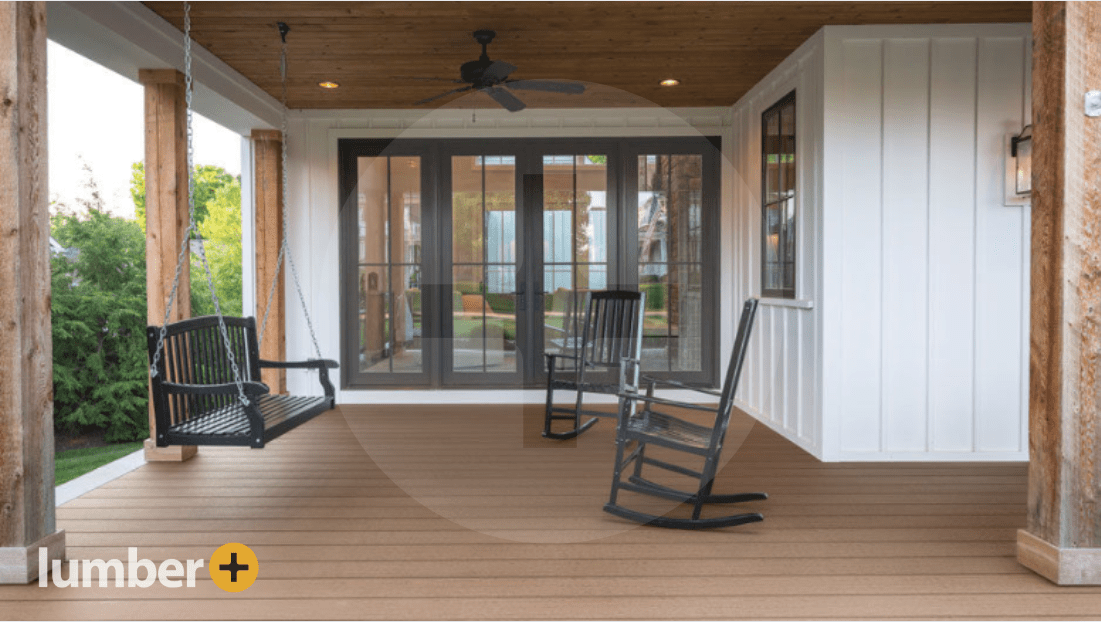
[486,87,526,112]
[414,85,475,106]
[506,80,586,95]
[482,60,517,83]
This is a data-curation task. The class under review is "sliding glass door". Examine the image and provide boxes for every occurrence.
[339,137,718,389]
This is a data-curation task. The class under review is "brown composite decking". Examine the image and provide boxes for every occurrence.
[3,403,1100,620]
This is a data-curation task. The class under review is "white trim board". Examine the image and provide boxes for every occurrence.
[55,450,145,506]
[46,1,281,134]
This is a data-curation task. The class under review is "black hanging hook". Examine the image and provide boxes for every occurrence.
[277,22,290,43]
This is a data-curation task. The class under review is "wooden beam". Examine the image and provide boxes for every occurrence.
[1018,0,1101,585]
[252,129,286,393]
[139,68,195,462]
[0,0,65,584]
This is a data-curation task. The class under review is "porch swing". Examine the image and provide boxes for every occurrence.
[146,8,337,449]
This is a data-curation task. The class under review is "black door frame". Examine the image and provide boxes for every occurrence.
[338,136,720,390]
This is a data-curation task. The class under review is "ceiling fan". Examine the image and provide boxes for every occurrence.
[411,30,586,112]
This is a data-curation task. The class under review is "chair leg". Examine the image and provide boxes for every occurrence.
[608,436,627,506]
[543,381,555,439]
[632,442,647,479]
[542,358,599,440]
[573,387,585,434]
[692,458,718,520]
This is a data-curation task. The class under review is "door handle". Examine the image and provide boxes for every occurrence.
[511,282,526,311]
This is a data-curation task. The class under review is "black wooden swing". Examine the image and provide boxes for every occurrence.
[146,14,336,449]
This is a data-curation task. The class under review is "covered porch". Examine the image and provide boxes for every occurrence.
[6,1,1101,615]
[8,405,1097,620]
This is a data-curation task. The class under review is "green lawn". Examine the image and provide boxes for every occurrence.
[55,442,144,485]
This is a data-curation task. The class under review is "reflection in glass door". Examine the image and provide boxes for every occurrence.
[356,155,424,376]
[541,154,609,365]
[449,155,519,378]
[637,154,704,373]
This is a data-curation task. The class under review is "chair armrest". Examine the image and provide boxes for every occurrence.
[639,374,722,398]
[259,359,339,370]
[162,381,270,397]
[616,391,718,413]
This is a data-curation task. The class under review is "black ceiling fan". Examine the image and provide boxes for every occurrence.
[411,30,585,112]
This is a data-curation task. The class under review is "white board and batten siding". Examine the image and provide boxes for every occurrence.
[730,30,826,459]
[732,23,1032,461]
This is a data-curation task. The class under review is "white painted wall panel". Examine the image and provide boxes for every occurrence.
[974,37,1029,453]
[881,38,931,453]
[927,38,978,453]
[837,39,884,454]
[821,24,1031,461]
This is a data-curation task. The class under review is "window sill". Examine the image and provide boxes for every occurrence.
[757,297,814,310]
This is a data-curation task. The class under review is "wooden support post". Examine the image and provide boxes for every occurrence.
[1018,0,1101,585]
[252,129,286,393]
[139,68,195,462]
[0,1,65,584]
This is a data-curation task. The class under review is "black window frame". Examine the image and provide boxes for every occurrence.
[760,90,797,299]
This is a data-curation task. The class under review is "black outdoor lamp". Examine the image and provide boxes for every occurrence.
[1011,124,1032,196]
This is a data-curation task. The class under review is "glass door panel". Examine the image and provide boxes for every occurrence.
[450,155,519,377]
[637,154,704,373]
[356,155,424,376]
[541,154,610,361]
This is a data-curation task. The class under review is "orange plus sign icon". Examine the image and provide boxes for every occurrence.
[209,543,259,593]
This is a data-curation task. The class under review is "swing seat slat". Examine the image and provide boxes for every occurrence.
[147,315,337,449]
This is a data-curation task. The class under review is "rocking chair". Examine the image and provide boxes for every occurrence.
[543,290,645,440]
[604,298,766,529]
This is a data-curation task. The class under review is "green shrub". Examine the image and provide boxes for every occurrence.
[644,283,666,310]
[51,208,150,442]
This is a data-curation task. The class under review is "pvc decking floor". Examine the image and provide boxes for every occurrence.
[3,404,1099,620]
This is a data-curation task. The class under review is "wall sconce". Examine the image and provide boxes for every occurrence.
[1004,125,1032,206]
[1011,125,1032,195]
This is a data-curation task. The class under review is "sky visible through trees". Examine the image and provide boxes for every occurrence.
[48,40,240,219]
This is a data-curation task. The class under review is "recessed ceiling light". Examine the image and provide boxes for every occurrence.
[318,81,339,89]
[660,78,680,87]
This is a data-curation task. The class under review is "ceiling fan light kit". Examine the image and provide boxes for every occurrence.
[414,29,587,112]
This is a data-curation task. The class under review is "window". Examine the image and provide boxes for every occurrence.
[761,91,796,298]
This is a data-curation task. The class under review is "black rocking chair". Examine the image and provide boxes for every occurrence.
[604,298,766,529]
[543,290,646,440]
[147,315,337,448]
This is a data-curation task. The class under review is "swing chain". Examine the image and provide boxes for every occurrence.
[258,24,323,361]
[149,1,250,408]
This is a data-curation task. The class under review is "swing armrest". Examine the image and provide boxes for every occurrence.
[259,359,339,370]
[161,381,271,397]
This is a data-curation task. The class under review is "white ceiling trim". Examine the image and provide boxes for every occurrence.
[46,1,283,134]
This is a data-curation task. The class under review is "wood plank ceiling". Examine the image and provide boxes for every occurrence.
[143,1,1031,110]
